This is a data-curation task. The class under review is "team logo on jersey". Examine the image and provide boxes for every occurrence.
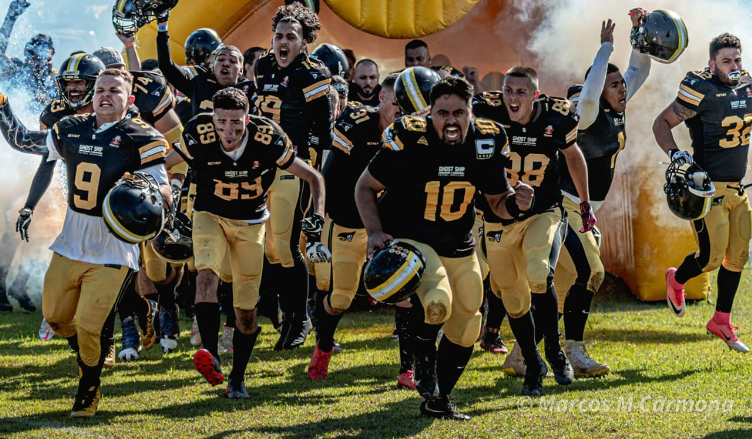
[731,100,747,110]
[151,89,161,96]
[486,230,501,243]
[252,161,260,169]
[263,84,279,92]
[281,76,289,87]
[438,166,466,177]
[747,88,752,98]
[109,136,121,148]
[338,232,355,242]
[418,136,428,145]
[543,125,554,137]
[185,134,198,146]
[685,78,699,86]
[78,144,103,157]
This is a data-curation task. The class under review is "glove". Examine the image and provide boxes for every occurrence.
[301,213,331,263]
[16,208,32,242]
[0,93,7,109]
[8,0,30,18]
[669,149,693,166]
[155,8,170,23]
[171,183,182,210]
[579,202,596,233]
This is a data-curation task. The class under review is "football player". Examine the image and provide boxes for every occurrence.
[356,76,518,420]
[242,47,265,82]
[404,39,431,68]
[348,59,381,107]
[654,33,752,353]
[307,72,400,381]
[0,68,172,417]
[554,9,652,378]
[472,66,592,396]
[165,87,325,399]
[254,2,333,351]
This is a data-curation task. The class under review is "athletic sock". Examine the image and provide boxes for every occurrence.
[194,302,220,359]
[437,336,473,397]
[229,326,261,383]
[716,266,741,313]
[563,284,594,341]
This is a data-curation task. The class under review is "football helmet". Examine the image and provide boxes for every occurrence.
[184,28,222,68]
[133,0,179,24]
[395,66,441,115]
[630,9,688,64]
[310,44,348,79]
[103,172,165,244]
[363,240,426,304]
[56,53,105,110]
[112,0,149,35]
[664,160,715,220]
[151,211,192,263]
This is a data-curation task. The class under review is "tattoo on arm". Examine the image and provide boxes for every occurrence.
[0,103,49,155]
[670,101,697,121]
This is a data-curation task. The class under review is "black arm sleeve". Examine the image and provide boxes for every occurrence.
[156,31,192,97]
[0,102,48,155]
[23,155,55,210]
[307,91,333,155]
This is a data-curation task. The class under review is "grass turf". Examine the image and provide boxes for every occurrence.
[1,272,751,439]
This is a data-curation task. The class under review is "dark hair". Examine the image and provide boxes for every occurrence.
[243,47,265,65]
[429,76,474,106]
[585,62,620,80]
[382,72,399,90]
[354,58,378,72]
[505,66,539,91]
[212,87,249,113]
[709,33,742,61]
[97,68,134,95]
[405,39,428,53]
[272,2,321,44]
[141,59,160,71]
[342,48,356,66]
[331,75,348,96]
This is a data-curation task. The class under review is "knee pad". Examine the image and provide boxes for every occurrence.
[501,290,530,319]
[422,288,451,325]
[328,292,351,314]
[455,311,482,347]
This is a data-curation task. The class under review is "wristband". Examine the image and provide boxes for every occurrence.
[505,194,522,217]
[158,24,168,32]
[124,42,135,49]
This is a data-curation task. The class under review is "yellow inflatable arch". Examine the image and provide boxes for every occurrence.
[134,0,707,302]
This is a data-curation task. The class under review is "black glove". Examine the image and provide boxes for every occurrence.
[16,208,32,242]
[155,8,170,23]
[668,149,693,166]
[301,213,331,263]
[8,0,30,18]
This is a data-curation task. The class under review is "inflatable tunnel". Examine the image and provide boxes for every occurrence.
[135,0,709,302]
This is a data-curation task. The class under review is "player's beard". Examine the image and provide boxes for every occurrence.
[354,83,374,99]
[716,69,741,87]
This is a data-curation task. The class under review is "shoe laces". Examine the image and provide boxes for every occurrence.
[570,342,598,367]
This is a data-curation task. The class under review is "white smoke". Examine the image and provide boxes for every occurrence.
[0,0,121,308]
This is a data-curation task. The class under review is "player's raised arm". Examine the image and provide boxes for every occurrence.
[0,94,49,155]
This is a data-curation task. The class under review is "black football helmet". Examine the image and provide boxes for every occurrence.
[112,0,149,35]
[431,65,464,79]
[630,9,688,64]
[310,43,349,79]
[151,211,192,263]
[395,66,441,115]
[363,240,426,304]
[184,28,222,68]
[56,53,105,110]
[103,172,165,244]
[664,160,715,221]
[133,0,179,24]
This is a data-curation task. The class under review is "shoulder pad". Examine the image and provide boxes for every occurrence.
[472,91,503,107]
[567,84,583,106]
[472,117,502,135]
[132,70,167,86]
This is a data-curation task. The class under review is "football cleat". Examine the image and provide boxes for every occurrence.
[414,350,439,400]
[397,369,416,390]
[189,316,202,347]
[274,320,291,351]
[103,343,116,368]
[226,378,250,400]
[139,299,158,350]
[218,325,234,355]
[480,328,508,354]
[193,349,224,386]
[502,341,526,376]
[283,315,313,350]
[118,316,141,361]
[159,305,180,353]
[307,342,333,381]
[665,267,686,317]
[419,395,471,421]
[332,339,343,354]
[391,324,399,341]
[38,318,55,341]
[565,340,610,378]
[13,291,36,312]
[706,318,750,353]
[70,385,101,418]
[0,288,11,312]
[544,340,574,385]
[522,353,547,397]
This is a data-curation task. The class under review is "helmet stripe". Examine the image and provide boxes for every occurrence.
[366,251,424,301]
[658,9,688,63]
[67,53,85,74]
[404,69,428,113]
[103,192,155,243]
[115,0,128,13]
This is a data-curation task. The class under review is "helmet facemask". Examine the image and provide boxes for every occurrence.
[664,161,715,220]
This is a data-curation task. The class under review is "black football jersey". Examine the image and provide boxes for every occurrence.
[254,51,332,168]
[675,68,752,182]
[558,84,626,202]
[368,115,511,257]
[131,70,174,125]
[183,113,296,221]
[473,92,579,222]
[50,114,167,216]
[324,104,382,228]
[40,99,75,130]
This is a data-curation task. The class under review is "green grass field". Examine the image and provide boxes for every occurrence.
[1,272,751,439]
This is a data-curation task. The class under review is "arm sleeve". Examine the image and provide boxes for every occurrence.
[0,102,49,155]
[624,49,651,102]
[304,77,333,158]
[23,155,55,210]
[156,31,192,96]
[578,42,613,130]
[138,163,168,185]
